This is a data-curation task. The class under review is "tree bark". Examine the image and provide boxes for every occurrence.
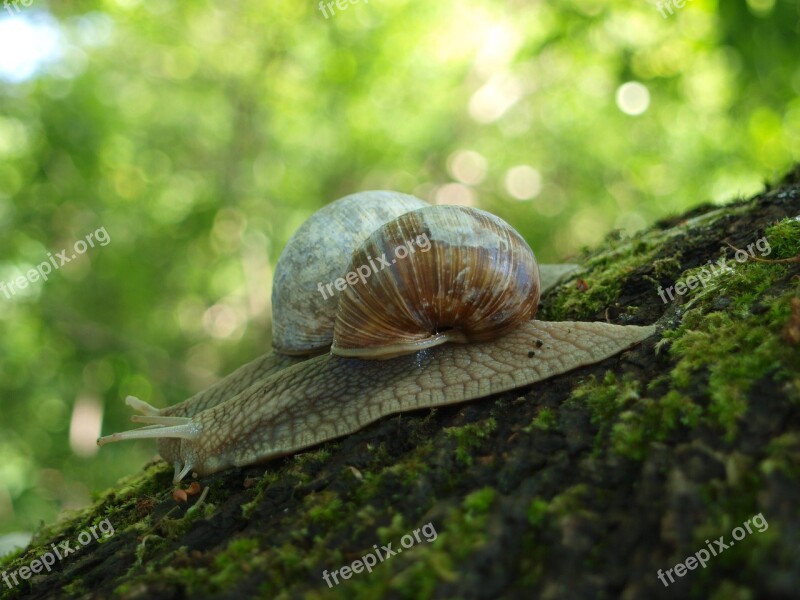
[2,166,800,600]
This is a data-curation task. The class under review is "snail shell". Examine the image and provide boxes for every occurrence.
[332,205,541,359]
[271,190,428,356]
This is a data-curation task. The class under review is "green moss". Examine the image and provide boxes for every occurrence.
[439,504,490,562]
[689,483,776,597]
[760,433,800,478]
[566,372,641,448]
[523,407,557,432]
[708,582,756,600]
[159,535,318,597]
[556,217,800,460]
[542,234,662,321]
[158,503,207,539]
[209,537,261,588]
[763,217,800,258]
[376,512,407,542]
[549,484,590,518]
[565,372,703,460]
[463,487,496,516]
[653,256,683,279]
[443,417,497,466]
[610,390,702,459]
[62,578,88,597]
[526,498,549,528]
[0,461,173,584]
[241,469,281,518]
[519,488,596,589]
[382,450,431,487]
[132,533,166,569]
[292,447,332,470]
[582,372,639,423]
[664,288,799,441]
[306,492,345,527]
[354,440,434,506]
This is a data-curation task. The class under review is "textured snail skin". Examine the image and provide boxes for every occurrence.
[158,352,306,419]
[99,319,654,481]
[146,352,308,468]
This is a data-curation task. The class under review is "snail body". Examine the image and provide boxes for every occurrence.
[98,194,655,482]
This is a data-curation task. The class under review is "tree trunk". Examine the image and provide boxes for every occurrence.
[3,167,800,600]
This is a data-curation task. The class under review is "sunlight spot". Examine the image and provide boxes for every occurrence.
[616,81,650,116]
[746,0,775,15]
[447,150,487,185]
[203,303,245,339]
[0,13,62,82]
[474,23,521,79]
[504,165,542,200]
[434,183,476,206]
[468,73,522,123]
[69,396,103,458]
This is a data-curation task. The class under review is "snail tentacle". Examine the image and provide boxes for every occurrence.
[96,419,199,446]
[130,415,195,426]
[125,395,160,416]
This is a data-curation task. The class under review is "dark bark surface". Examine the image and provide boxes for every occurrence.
[2,167,800,600]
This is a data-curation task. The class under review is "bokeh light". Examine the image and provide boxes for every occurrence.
[615,81,651,116]
[504,166,542,201]
[448,150,488,185]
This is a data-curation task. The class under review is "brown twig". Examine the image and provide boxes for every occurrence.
[724,242,800,264]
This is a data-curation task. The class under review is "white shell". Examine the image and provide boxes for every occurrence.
[271,191,428,355]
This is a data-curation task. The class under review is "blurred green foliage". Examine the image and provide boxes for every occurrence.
[0,0,797,535]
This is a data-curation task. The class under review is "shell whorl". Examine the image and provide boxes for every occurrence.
[271,191,428,356]
[331,205,541,359]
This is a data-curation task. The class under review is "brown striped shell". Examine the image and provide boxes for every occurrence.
[271,191,428,356]
[330,205,541,359]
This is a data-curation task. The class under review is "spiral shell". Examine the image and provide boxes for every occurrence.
[271,191,428,355]
[330,205,541,359]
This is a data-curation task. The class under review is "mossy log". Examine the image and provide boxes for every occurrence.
[3,168,800,600]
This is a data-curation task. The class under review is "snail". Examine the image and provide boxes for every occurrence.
[98,192,655,483]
